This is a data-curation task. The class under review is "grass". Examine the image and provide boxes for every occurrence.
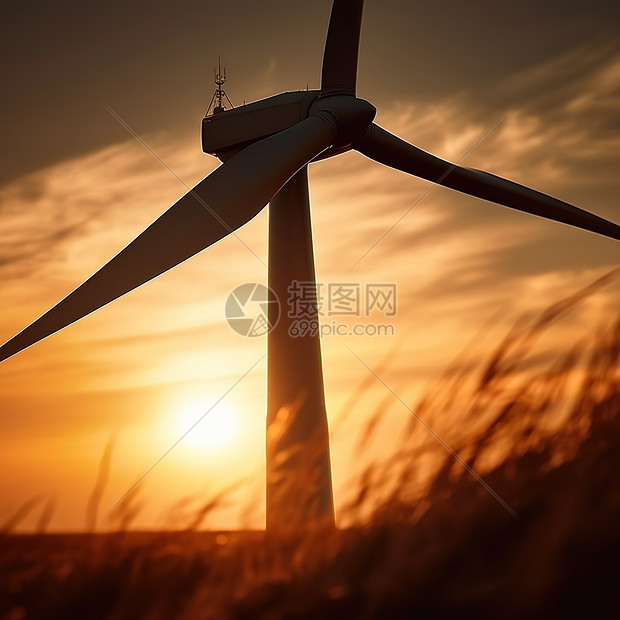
[1,271,619,619]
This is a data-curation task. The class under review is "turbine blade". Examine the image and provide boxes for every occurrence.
[320,0,365,97]
[356,123,620,241]
[0,115,335,363]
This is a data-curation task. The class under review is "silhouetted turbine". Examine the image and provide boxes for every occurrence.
[1,0,618,529]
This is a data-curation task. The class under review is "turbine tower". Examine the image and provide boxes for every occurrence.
[1,0,619,530]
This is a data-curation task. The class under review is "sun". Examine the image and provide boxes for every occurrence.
[174,397,239,453]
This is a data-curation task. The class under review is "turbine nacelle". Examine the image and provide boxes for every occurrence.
[202,90,319,162]
[202,90,375,162]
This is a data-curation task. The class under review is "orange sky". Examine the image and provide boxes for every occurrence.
[0,1,619,531]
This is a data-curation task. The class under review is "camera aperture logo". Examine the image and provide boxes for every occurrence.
[225,283,280,337]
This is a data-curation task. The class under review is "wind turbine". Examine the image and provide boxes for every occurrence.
[1,0,619,530]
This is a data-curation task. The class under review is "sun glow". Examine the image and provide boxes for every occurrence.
[173,397,239,454]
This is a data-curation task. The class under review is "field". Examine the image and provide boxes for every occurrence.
[1,273,619,619]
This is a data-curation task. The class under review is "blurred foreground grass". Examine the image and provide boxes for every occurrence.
[1,272,619,619]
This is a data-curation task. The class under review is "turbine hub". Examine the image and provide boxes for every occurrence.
[310,96,376,148]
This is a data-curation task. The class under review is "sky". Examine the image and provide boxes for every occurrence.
[0,0,619,532]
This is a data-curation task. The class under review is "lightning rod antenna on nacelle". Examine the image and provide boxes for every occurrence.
[206,55,234,116]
